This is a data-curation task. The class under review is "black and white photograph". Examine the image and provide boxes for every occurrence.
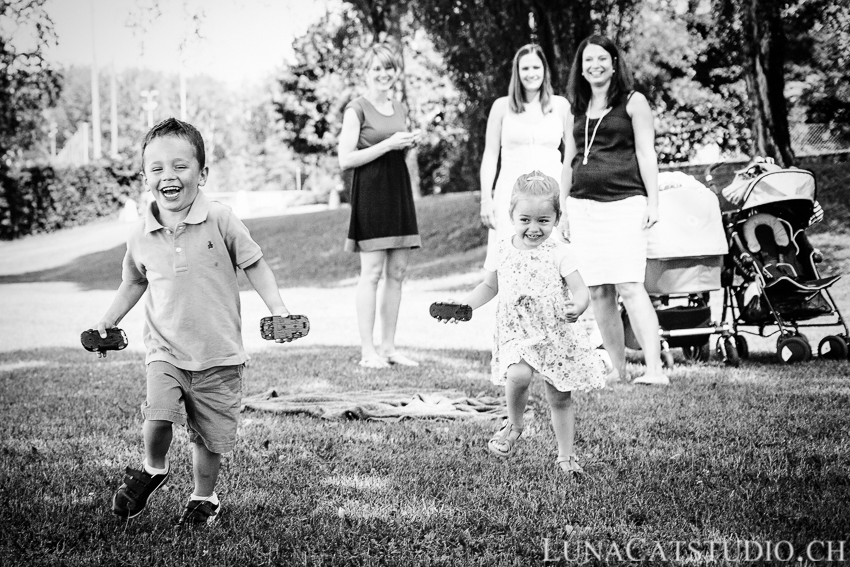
[1,0,848,564]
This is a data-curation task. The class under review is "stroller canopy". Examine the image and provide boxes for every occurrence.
[647,172,728,259]
[741,170,815,211]
[721,161,817,226]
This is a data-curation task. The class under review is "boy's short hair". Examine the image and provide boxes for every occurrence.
[509,170,561,219]
[142,118,206,170]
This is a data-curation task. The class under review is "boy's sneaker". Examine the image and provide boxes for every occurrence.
[111,463,169,519]
[178,498,220,526]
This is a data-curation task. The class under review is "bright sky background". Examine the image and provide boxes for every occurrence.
[44,0,330,87]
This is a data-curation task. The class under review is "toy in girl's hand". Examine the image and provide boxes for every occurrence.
[81,328,128,354]
[429,302,473,322]
[260,315,310,342]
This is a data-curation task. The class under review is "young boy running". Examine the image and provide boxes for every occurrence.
[93,118,292,525]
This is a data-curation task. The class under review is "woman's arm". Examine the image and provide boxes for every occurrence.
[560,102,577,239]
[628,92,660,229]
[337,107,416,171]
[479,98,507,230]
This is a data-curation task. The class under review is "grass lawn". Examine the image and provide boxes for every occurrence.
[2,161,849,564]
[1,346,849,565]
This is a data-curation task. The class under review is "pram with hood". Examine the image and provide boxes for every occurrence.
[622,171,734,368]
[706,158,848,363]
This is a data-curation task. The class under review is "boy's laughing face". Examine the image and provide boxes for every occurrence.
[142,136,207,221]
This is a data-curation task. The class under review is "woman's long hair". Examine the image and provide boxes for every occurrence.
[566,35,634,116]
[508,44,554,114]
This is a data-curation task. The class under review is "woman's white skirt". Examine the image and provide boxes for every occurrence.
[567,195,648,287]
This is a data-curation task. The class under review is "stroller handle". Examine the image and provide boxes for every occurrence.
[704,162,724,189]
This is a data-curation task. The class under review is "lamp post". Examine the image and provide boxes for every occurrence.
[140,89,159,128]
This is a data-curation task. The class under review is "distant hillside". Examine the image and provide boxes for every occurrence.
[1,160,846,291]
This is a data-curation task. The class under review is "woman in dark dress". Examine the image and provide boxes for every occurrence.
[338,43,421,369]
[561,35,668,386]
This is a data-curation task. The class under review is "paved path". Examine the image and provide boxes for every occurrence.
[0,280,496,355]
[5,217,839,361]
[0,214,497,356]
[0,219,133,276]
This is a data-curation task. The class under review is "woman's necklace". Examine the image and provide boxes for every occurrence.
[583,107,611,165]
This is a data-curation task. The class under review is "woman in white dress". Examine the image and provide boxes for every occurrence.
[480,44,571,269]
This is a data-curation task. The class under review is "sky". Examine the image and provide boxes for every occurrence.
[42,0,330,87]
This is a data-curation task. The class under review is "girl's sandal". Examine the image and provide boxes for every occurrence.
[556,454,585,475]
[487,420,523,458]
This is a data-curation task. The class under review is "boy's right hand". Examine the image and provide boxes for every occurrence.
[94,319,113,339]
[89,320,116,358]
[82,324,128,358]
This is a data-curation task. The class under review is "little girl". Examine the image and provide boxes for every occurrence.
[441,171,605,473]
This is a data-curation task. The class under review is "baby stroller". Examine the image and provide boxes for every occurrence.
[623,172,733,368]
[706,158,848,363]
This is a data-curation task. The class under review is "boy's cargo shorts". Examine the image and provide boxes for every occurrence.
[142,361,244,453]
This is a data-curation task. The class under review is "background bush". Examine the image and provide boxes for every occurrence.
[0,159,139,240]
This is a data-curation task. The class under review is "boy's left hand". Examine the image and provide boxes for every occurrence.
[261,313,310,343]
[273,308,290,343]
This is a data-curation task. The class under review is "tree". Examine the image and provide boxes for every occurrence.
[628,1,750,162]
[411,0,640,188]
[273,1,462,195]
[784,0,850,143]
[0,0,62,166]
[710,0,795,166]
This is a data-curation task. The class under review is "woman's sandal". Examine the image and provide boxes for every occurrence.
[487,420,523,458]
[556,454,585,475]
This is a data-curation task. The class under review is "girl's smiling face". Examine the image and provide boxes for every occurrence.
[581,43,615,87]
[518,52,544,95]
[511,196,559,249]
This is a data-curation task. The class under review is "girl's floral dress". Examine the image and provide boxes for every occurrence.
[491,236,606,392]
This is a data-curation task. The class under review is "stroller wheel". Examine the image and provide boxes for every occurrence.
[777,335,812,364]
[818,335,849,360]
[683,341,710,363]
[734,335,749,360]
[661,349,675,370]
[722,337,740,367]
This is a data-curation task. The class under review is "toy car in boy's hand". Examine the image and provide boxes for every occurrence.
[429,302,473,322]
[81,328,129,353]
[260,315,310,342]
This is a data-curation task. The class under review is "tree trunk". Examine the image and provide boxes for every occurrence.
[740,0,795,166]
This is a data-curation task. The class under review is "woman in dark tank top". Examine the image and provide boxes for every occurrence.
[560,35,669,386]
